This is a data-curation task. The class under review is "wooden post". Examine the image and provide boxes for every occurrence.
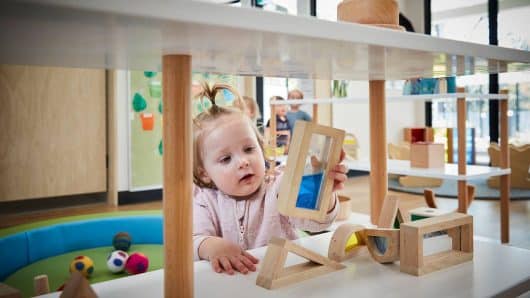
[312,104,318,123]
[499,89,510,243]
[369,81,387,224]
[163,55,193,298]
[106,70,118,207]
[33,275,50,296]
[270,102,277,149]
[456,87,467,213]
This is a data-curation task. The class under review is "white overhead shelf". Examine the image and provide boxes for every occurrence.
[345,159,511,181]
[269,93,509,105]
[1,0,529,80]
[274,156,509,181]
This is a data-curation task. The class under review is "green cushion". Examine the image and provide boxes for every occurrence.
[4,244,163,298]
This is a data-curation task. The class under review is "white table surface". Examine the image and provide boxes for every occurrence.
[1,0,529,79]
[38,213,530,298]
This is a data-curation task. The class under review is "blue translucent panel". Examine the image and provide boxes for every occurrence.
[296,172,324,210]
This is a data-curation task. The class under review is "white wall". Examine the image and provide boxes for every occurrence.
[332,81,424,160]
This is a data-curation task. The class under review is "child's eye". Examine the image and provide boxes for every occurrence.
[244,146,255,153]
[219,156,231,164]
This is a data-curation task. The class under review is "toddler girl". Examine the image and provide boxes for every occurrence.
[193,82,347,275]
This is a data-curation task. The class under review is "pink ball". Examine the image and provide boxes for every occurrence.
[125,252,149,275]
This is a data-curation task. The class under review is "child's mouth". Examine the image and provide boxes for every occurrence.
[240,173,254,183]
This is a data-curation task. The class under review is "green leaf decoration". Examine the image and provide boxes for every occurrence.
[158,101,163,114]
[144,71,157,78]
[158,140,163,155]
[132,93,147,112]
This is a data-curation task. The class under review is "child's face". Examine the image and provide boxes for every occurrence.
[200,115,265,197]
[276,105,287,117]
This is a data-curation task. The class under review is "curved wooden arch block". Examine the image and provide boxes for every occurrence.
[328,223,366,262]
[364,228,400,264]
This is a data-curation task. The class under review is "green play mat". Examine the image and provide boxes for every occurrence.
[4,244,163,298]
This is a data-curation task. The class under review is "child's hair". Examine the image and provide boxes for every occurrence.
[271,95,285,101]
[193,81,265,189]
[287,89,304,99]
[242,95,261,120]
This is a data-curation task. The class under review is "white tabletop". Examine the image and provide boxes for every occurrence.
[346,159,511,181]
[38,213,530,298]
[1,0,529,79]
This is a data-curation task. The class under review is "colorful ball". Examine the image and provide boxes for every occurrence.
[125,252,149,275]
[113,232,132,251]
[106,250,129,273]
[69,256,94,278]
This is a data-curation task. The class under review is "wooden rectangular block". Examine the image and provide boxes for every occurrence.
[400,213,473,276]
[0,283,21,298]
[410,142,444,168]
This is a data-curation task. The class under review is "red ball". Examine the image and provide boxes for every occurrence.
[125,252,149,275]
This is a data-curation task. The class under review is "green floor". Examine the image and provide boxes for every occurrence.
[5,244,163,298]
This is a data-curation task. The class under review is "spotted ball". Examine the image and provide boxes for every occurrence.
[69,255,94,278]
[125,252,149,275]
[106,250,129,273]
[113,232,132,251]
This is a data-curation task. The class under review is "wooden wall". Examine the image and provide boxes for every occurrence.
[0,65,106,202]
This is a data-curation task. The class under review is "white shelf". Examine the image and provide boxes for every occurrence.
[275,156,510,181]
[1,1,529,79]
[345,159,511,181]
[270,93,509,105]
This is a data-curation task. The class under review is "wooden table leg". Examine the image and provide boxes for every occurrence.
[457,88,467,213]
[499,89,510,243]
[163,55,193,298]
[369,80,387,225]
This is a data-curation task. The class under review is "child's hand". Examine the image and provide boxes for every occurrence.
[330,149,347,192]
[199,237,259,275]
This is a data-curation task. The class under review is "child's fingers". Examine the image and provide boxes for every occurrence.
[333,181,345,191]
[211,257,222,273]
[339,149,346,162]
[229,256,249,274]
[242,251,259,264]
[219,256,235,275]
[239,255,257,271]
[333,164,348,174]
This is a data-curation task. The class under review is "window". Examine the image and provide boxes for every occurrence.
[499,3,530,144]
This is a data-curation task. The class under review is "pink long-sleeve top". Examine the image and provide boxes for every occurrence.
[193,172,339,261]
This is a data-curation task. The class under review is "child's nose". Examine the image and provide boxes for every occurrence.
[238,157,250,168]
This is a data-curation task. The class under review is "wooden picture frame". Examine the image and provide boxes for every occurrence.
[400,213,473,276]
[277,121,345,221]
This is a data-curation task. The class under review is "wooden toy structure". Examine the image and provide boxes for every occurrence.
[410,142,445,168]
[256,237,345,290]
[60,271,97,298]
[277,121,345,221]
[388,143,443,187]
[0,283,21,298]
[488,143,530,189]
[400,213,473,276]
[328,224,366,262]
[33,275,50,296]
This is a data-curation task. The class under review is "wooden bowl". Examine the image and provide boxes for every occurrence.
[337,0,399,25]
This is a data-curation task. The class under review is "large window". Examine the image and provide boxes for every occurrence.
[499,3,530,144]
[431,0,490,164]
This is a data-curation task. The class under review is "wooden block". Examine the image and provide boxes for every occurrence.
[337,195,352,221]
[60,271,97,298]
[423,189,438,208]
[400,213,473,276]
[0,283,21,298]
[256,237,345,290]
[364,228,400,263]
[328,223,366,262]
[410,142,444,168]
[409,207,452,221]
[34,275,50,296]
[377,195,399,228]
[277,121,345,221]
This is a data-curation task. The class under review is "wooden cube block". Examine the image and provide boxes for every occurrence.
[410,142,444,168]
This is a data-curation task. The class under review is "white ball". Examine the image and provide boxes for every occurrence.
[106,250,129,273]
